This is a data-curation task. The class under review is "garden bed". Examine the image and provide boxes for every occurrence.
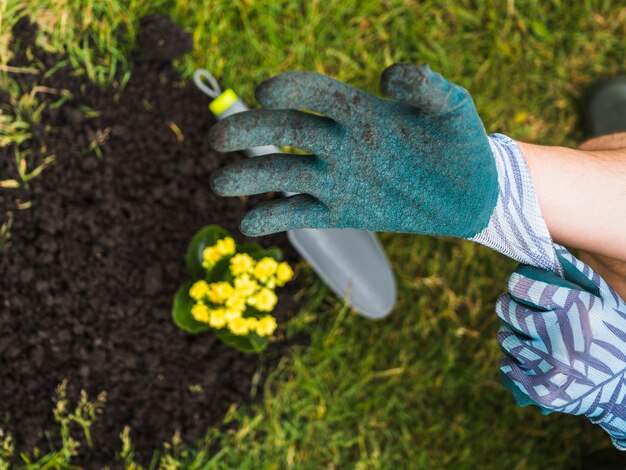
[0,16,300,465]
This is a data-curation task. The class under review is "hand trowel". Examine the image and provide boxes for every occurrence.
[194,70,396,319]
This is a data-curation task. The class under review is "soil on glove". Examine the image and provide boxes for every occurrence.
[0,16,299,465]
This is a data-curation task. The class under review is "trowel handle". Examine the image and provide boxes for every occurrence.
[210,88,295,196]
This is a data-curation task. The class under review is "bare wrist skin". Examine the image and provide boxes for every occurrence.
[518,141,626,261]
[517,140,626,297]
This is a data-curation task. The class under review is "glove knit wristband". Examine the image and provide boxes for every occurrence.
[469,133,562,275]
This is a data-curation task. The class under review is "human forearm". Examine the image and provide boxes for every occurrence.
[518,141,626,262]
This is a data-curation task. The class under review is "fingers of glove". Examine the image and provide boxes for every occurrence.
[500,324,593,400]
[255,71,379,124]
[499,355,543,403]
[508,265,595,311]
[497,325,545,366]
[209,109,338,154]
[380,63,469,115]
[240,194,331,236]
[499,358,555,415]
[501,353,583,415]
[496,293,546,339]
[210,154,324,197]
[497,300,574,370]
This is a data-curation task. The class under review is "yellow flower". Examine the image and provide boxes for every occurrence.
[189,280,210,301]
[276,262,294,285]
[234,275,258,297]
[226,295,247,314]
[253,257,279,281]
[191,303,210,323]
[209,308,227,329]
[245,317,259,331]
[225,308,242,322]
[202,246,223,268]
[228,317,249,336]
[229,253,255,276]
[256,316,277,337]
[208,281,234,304]
[215,237,236,256]
[248,288,278,312]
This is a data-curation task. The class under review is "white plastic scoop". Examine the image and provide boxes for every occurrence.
[194,70,396,319]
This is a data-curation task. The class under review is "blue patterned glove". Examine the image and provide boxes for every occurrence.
[498,245,626,450]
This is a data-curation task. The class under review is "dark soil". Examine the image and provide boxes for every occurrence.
[138,15,194,63]
[0,17,299,466]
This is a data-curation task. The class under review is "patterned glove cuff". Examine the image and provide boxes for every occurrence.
[469,133,562,275]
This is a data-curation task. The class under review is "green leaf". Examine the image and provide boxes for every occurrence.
[244,306,264,319]
[262,246,283,261]
[207,256,233,283]
[238,243,264,259]
[214,328,268,353]
[172,281,211,334]
[185,225,231,279]
[238,243,283,262]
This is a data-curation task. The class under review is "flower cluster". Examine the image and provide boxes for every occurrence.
[189,237,294,338]
[201,236,236,269]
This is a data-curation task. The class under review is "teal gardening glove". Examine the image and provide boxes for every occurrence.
[209,64,561,273]
[498,246,626,450]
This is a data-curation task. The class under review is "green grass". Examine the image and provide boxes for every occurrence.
[169,0,626,146]
[0,381,106,469]
[25,0,154,87]
[2,0,626,468]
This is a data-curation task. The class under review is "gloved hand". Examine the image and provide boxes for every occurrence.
[497,245,626,450]
[209,64,560,272]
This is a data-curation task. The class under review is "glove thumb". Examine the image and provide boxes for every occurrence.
[380,63,468,115]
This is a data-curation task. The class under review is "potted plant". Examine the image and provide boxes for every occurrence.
[172,225,294,353]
